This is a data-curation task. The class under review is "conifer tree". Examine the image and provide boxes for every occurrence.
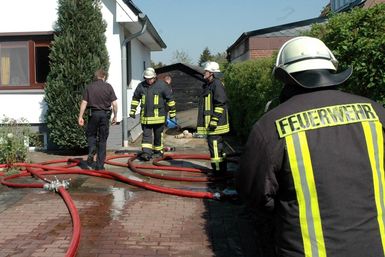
[45,0,109,149]
[198,47,213,66]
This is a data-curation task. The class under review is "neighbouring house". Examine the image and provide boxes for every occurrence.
[227,0,385,64]
[226,16,327,63]
[0,0,165,149]
[153,63,205,130]
[331,0,385,12]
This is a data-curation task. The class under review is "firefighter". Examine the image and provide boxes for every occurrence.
[197,61,230,176]
[129,67,176,161]
[236,36,385,257]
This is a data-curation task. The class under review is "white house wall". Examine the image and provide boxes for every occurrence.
[128,39,151,106]
[0,0,57,125]
[0,93,46,123]
[0,0,149,124]
[101,0,123,121]
[0,0,58,33]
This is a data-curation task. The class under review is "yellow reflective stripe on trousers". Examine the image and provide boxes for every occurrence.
[285,131,326,257]
[212,140,220,170]
[362,121,385,256]
[141,143,152,149]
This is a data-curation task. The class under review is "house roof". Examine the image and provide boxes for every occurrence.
[123,0,166,50]
[227,16,327,52]
[155,63,205,82]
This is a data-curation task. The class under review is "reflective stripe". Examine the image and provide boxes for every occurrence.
[141,116,166,124]
[141,143,152,149]
[214,107,224,114]
[205,94,211,127]
[362,121,385,255]
[167,100,176,107]
[131,100,139,106]
[286,131,326,257]
[153,145,163,151]
[276,103,378,138]
[141,95,146,106]
[197,123,230,135]
[212,140,220,170]
[154,95,159,117]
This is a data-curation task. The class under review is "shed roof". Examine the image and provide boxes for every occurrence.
[155,63,205,82]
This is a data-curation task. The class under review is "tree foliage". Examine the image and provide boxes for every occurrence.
[212,51,228,66]
[198,47,213,66]
[45,0,109,149]
[171,50,193,64]
[308,4,385,104]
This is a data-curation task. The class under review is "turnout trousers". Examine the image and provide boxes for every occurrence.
[207,134,227,174]
[141,123,164,154]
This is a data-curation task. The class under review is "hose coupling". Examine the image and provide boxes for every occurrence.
[213,188,238,201]
[43,177,70,192]
[212,192,222,200]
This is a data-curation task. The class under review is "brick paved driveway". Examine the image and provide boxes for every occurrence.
[0,134,262,257]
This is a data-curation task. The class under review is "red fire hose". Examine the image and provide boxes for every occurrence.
[0,168,81,257]
[0,152,236,256]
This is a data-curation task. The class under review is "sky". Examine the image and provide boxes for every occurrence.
[133,0,330,65]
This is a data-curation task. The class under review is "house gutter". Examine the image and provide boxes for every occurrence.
[121,13,148,147]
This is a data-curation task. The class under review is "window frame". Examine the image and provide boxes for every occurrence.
[0,32,53,91]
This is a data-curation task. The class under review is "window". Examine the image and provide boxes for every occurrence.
[35,45,50,84]
[0,33,53,90]
[0,42,29,86]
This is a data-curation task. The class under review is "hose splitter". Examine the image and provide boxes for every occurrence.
[43,177,70,192]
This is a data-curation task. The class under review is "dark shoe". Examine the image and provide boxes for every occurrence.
[79,160,95,170]
[139,152,152,161]
[87,155,94,164]
[152,151,164,159]
[95,166,105,171]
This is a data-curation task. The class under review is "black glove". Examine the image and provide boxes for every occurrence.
[129,112,136,119]
[208,120,217,131]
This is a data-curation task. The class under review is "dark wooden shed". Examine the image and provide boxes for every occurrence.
[156,63,204,112]
[155,63,205,130]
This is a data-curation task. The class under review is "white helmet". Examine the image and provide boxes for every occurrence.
[275,36,338,74]
[273,36,352,88]
[203,61,220,73]
[143,67,156,79]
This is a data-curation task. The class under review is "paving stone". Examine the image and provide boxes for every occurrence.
[0,133,265,257]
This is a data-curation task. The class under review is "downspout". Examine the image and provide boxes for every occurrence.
[121,13,148,147]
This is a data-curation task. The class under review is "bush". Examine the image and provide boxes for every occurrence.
[0,116,39,171]
[308,4,385,103]
[224,57,282,140]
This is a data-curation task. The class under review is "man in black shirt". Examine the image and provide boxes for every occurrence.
[78,69,118,170]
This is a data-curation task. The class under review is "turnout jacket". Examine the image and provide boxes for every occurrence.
[130,80,176,125]
[237,89,385,257]
[197,78,230,135]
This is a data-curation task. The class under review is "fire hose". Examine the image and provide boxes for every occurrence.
[0,152,239,256]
